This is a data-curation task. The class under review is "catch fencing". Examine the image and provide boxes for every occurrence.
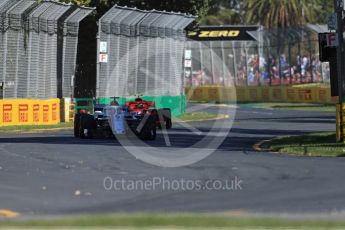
[185,25,330,87]
[0,0,92,99]
[97,5,195,98]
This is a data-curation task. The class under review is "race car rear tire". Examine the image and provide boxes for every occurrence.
[157,108,172,129]
[79,114,96,139]
[165,118,172,129]
[147,125,157,140]
[79,115,86,138]
[139,124,156,140]
[74,114,81,137]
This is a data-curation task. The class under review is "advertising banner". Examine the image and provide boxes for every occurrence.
[0,99,60,126]
[185,86,334,104]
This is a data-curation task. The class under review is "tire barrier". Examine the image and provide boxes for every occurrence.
[0,99,60,126]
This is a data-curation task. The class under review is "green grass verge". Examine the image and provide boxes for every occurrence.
[1,214,345,229]
[244,103,336,112]
[0,122,73,133]
[175,112,227,122]
[262,132,345,157]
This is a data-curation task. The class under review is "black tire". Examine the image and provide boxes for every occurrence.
[74,113,81,137]
[146,125,156,140]
[79,114,96,139]
[158,108,172,129]
[79,115,86,138]
[140,126,156,140]
[165,118,172,129]
[138,119,156,140]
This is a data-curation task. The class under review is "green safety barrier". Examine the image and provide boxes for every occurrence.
[75,95,186,117]
[75,98,95,113]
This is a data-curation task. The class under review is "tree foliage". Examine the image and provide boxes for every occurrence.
[200,8,242,25]
[59,0,213,18]
[59,0,335,28]
[59,0,91,5]
[190,0,333,27]
[243,0,331,28]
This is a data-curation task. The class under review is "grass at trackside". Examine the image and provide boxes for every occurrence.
[291,83,329,88]
[0,122,73,133]
[1,214,345,229]
[262,132,345,157]
[176,112,227,122]
[246,102,336,112]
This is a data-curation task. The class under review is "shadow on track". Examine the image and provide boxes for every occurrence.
[0,127,312,152]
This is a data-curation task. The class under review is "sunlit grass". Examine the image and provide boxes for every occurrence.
[176,112,228,122]
[1,213,345,229]
[262,132,345,157]
[0,122,73,133]
[244,103,336,112]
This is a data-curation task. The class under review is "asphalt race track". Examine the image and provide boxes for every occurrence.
[0,104,344,216]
